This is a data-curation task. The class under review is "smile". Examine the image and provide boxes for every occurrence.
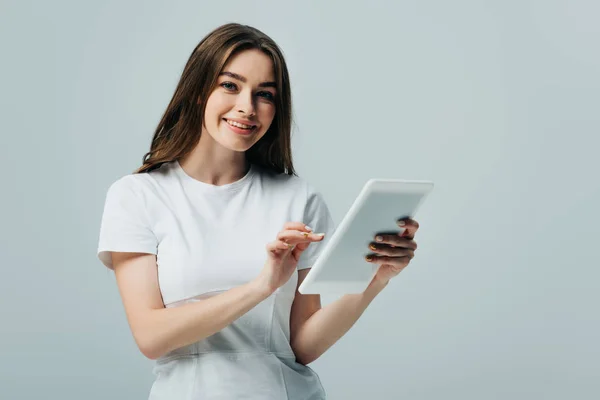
[224,119,256,130]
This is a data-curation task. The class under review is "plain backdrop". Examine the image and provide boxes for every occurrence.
[1,0,599,399]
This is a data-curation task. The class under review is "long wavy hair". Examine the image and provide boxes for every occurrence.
[135,23,295,175]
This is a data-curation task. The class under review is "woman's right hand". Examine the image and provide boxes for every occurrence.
[256,222,325,295]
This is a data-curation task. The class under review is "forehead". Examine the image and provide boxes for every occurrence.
[221,49,275,83]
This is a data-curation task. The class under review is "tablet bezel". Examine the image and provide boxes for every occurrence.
[298,179,434,295]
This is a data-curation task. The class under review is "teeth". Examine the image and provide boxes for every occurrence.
[226,119,254,129]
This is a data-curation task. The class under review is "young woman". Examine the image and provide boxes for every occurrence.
[97,23,420,399]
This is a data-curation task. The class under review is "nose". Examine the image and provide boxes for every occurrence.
[236,90,256,117]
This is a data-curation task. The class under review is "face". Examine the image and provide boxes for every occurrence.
[201,49,277,153]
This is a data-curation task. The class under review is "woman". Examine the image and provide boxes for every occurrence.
[97,23,419,399]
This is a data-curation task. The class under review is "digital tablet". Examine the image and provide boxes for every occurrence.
[298,179,434,295]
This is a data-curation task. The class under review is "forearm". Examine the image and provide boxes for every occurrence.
[291,279,389,365]
[138,279,272,360]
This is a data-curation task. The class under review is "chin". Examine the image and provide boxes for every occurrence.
[220,128,266,152]
[228,142,253,153]
[218,136,255,153]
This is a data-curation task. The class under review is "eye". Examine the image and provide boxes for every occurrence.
[220,82,238,91]
[257,91,275,101]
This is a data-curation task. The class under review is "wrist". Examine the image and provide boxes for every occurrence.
[366,277,389,294]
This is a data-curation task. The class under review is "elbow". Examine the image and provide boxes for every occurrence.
[134,332,164,361]
[292,342,319,366]
[295,355,309,366]
[139,344,160,361]
[295,352,319,366]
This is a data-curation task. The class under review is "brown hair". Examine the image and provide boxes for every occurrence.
[135,23,295,175]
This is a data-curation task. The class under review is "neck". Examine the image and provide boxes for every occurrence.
[179,133,249,186]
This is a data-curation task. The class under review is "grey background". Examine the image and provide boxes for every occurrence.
[1,0,599,398]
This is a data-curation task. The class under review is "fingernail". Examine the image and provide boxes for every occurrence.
[365,255,373,261]
[305,225,313,231]
[315,233,325,237]
[397,220,406,226]
[369,244,377,251]
[375,236,383,242]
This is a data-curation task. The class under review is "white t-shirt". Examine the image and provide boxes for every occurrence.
[97,160,335,400]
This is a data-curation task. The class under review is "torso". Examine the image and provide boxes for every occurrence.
[131,161,327,399]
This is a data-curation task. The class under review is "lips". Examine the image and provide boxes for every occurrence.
[224,118,257,130]
[223,118,257,135]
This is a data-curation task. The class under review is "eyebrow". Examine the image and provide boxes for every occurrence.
[219,71,277,89]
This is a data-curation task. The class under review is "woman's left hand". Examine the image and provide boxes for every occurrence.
[366,218,420,286]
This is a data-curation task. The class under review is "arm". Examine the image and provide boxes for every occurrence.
[112,252,272,360]
[290,269,388,365]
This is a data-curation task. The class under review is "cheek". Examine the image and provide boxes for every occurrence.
[258,103,276,124]
[204,93,232,122]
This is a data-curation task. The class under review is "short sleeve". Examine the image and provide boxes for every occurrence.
[97,176,158,270]
[296,185,336,271]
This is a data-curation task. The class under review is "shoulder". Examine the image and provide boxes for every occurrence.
[252,165,320,200]
[105,174,146,200]
[252,165,331,223]
[105,162,174,199]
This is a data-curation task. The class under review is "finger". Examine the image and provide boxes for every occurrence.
[368,243,415,258]
[365,253,413,265]
[294,241,312,251]
[291,242,311,259]
[277,230,325,244]
[266,240,294,253]
[282,221,314,232]
[397,218,419,238]
[374,235,418,250]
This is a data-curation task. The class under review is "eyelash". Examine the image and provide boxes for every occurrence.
[220,82,275,101]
